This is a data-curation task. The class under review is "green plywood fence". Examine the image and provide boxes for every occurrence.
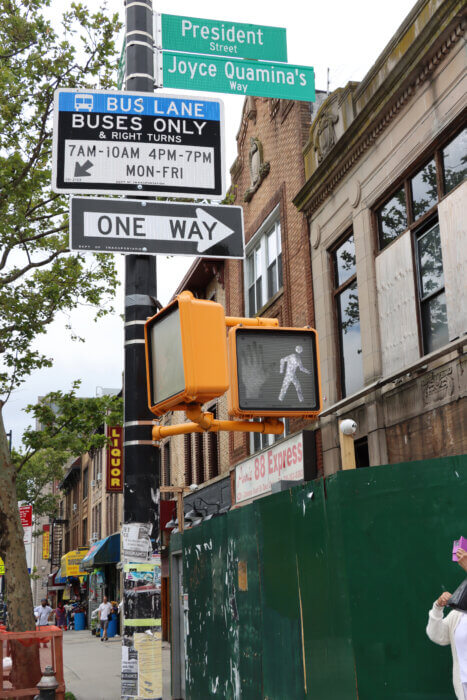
[178,455,467,699]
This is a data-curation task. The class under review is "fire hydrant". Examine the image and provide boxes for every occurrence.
[34,665,59,699]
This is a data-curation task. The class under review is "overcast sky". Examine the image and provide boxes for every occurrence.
[4,0,417,448]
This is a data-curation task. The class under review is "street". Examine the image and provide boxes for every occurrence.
[62,630,170,699]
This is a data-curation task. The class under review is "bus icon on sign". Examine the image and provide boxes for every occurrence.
[74,94,94,111]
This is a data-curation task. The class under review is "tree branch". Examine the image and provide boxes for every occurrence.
[1,242,67,286]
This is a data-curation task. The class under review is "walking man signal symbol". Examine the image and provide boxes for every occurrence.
[278,345,311,403]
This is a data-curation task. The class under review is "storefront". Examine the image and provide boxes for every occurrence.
[60,547,89,626]
[81,534,121,631]
[46,569,67,608]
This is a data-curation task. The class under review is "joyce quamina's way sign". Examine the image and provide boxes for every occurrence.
[158,52,314,102]
[52,89,225,198]
[70,197,244,258]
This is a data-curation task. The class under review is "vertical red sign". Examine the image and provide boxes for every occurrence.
[107,425,123,492]
[19,504,33,527]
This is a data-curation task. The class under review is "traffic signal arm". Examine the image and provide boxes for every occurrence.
[151,410,284,441]
[225,315,279,327]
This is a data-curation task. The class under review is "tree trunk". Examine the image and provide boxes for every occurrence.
[0,405,41,688]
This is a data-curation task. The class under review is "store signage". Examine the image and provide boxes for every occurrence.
[19,504,33,527]
[61,549,89,577]
[70,197,244,258]
[158,14,287,62]
[159,51,315,102]
[52,89,226,198]
[0,557,4,575]
[107,425,123,492]
[235,432,304,503]
[42,525,50,560]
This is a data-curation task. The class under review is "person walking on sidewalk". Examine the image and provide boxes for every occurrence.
[34,598,53,648]
[426,547,467,699]
[98,596,112,641]
[55,600,67,630]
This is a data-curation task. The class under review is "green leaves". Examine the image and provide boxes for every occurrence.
[14,383,123,516]
[0,0,123,400]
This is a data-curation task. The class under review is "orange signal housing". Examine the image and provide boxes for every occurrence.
[227,325,322,419]
[145,290,229,417]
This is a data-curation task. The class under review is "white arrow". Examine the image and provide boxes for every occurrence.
[83,207,234,252]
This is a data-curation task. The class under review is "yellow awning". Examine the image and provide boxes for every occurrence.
[60,548,89,577]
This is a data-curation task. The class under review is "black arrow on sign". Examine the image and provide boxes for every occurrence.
[74,160,93,177]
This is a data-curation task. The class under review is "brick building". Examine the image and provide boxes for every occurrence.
[50,433,123,621]
[161,93,327,518]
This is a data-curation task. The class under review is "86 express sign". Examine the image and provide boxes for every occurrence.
[52,89,225,198]
[235,433,305,503]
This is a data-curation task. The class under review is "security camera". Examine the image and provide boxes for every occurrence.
[340,419,357,435]
[189,484,199,491]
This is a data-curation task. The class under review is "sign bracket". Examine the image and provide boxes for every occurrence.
[151,405,284,441]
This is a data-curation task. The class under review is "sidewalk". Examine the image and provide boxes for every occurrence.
[63,630,121,700]
[62,630,171,699]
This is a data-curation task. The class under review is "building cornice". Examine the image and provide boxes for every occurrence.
[293,0,466,215]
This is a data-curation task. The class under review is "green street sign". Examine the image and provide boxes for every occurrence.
[117,39,126,90]
[160,52,315,102]
[158,13,287,62]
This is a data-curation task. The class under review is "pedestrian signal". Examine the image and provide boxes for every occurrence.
[228,327,321,418]
[145,291,229,416]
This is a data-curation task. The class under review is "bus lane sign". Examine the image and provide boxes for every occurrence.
[52,89,226,198]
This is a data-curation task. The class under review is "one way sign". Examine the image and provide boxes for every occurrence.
[70,197,244,258]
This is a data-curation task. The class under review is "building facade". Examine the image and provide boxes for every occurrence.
[51,432,123,623]
[294,0,466,473]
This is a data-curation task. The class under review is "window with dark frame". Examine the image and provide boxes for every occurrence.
[376,127,466,251]
[184,434,192,486]
[207,406,219,480]
[415,219,449,354]
[82,467,88,501]
[163,441,171,487]
[375,128,464,356]
[332,232,363,399]
[251,418,288,455]
[195,432,204,485]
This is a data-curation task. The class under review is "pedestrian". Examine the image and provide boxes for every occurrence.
[34,598,53,648]
[426,547,467,699]
[97,595,112,641]
[54,600,66,630]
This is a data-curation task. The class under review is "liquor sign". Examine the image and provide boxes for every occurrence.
[158,52,315,102]
[157,14,287,62]
[70,197,244,258]
[19,504,33,527]
[235,432,310,503]
[52,89,226,198]
[107,426,123,492]
[42,525,50,560]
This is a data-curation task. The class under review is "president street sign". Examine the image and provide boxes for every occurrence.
[158,52,315,102]
[70,197,244,259]
[157,13,287,62]
[52,89,226,198]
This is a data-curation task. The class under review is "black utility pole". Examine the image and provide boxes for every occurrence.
[122,1,161,695]
[123,0,159,543]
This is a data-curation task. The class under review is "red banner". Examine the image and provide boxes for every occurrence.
[19,504,32,527]
[107,425,123,492]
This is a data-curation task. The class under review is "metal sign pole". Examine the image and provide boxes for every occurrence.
[122,1,161,698]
